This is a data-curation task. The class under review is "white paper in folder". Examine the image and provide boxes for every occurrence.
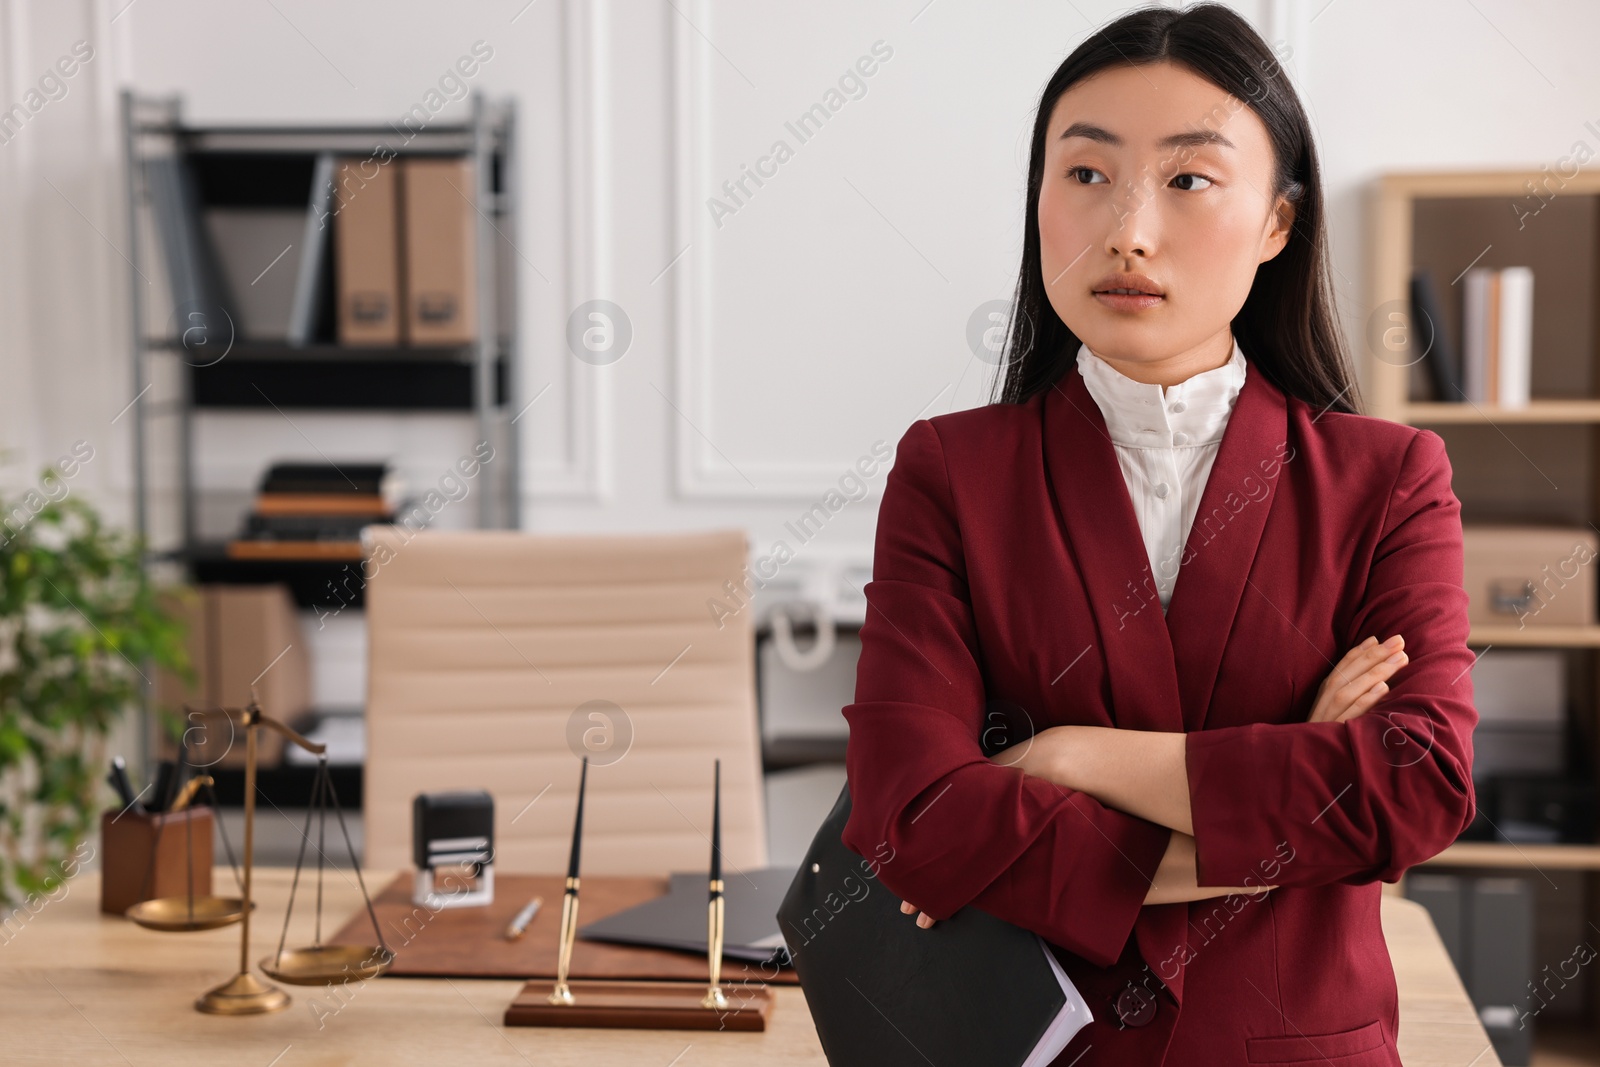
[1022,935,1095,1067]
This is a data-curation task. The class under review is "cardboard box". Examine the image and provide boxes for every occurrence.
[1463,524,1597,628]
[156,584,311,768]
[402,157,477,346]
[335,156,403,345]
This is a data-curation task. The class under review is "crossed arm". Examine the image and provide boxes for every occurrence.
[990,630,1405,839]
[892,722,1237,923]
[908,635,1410,915]
[857,421,1476,955]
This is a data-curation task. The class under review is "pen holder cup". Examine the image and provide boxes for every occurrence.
[99,805,214,917]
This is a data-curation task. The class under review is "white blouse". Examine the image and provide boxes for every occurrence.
[1075,338,1248,614]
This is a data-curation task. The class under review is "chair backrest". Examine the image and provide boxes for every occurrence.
[361,526,767,875]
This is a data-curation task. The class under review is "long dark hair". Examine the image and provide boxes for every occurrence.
[991,3,1361,415]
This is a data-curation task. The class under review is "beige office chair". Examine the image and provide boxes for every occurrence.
[361,526,768,876]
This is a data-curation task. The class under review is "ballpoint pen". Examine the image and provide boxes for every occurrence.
[701,758,728,1010]
[107,756,141,811]
[547,756,587,1005]
[169,775,214,813]
[504,896,544,940]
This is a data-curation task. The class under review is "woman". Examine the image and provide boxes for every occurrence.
[838,5,1476,1066]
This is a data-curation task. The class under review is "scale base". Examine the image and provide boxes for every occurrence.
[504,979,772,1031]
[195,971,292,1015]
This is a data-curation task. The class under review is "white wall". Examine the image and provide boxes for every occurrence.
[3,0,1597,691]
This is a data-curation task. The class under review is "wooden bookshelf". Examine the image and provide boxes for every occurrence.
[1369,167,1600,1060]
[1470,624,1600,648]
[1407,399,1600,424]
[1365,167,1600,422]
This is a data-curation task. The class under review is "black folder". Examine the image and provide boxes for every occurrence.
[777,783,1092,1067]
[577,865,794,965]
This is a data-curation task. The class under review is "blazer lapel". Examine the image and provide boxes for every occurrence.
[1162,361,1289,732]
[1042,364,1184,735]
[1042,355,1289,734]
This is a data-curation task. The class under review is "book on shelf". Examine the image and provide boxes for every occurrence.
[226,540,367,561]
[286,151,336,347]
[146,154,231,341]
[1461,266,1533,407]
[244,513,385,539]
[1409,269,1462,402]
[252,493,390,517]
[260,461,398,498]
[229,461,399,563]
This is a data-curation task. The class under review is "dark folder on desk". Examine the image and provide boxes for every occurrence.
[578,865,794,965]
[777,783,1092,1067]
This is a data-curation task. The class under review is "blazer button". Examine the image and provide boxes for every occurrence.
[1113,982,1158,1028]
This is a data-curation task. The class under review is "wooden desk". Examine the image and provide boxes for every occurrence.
[0,869,1499,1065]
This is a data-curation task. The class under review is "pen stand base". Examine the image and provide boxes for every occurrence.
[504,979,772,1031]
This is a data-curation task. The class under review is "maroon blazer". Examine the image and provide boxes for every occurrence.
[840,354,1478,1066]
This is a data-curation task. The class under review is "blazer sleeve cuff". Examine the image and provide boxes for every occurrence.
[1186,725,1307,888]
[973,791,1171,967]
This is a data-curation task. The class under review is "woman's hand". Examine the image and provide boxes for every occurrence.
[1306,634,1408,724]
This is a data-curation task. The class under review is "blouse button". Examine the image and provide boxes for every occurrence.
[1153,482,1170,498]
[1169,400,1187,413]
[1172,431,1190,446]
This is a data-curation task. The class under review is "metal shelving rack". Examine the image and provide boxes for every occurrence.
[118,88,521,778]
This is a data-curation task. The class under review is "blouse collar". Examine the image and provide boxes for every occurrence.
[1075,338,1248,449]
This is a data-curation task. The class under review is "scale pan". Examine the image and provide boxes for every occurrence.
[259,944,395,985]
[125,896,251,931]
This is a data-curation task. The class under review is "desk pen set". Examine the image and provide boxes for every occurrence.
[503,757,774,1030]
[114,709,766,1028]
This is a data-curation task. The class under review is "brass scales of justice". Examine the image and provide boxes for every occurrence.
[123,694,393,1014]
[503,756,774,1030]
